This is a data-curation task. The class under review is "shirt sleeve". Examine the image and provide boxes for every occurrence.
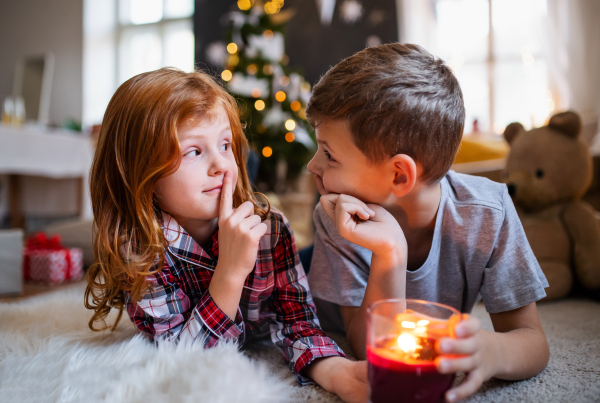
[268,213,346,385]
[308,204,371,307]
[480,187,549,313]
[125,258,245,347]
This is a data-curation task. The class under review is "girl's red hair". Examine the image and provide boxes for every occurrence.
[85,68,267,331]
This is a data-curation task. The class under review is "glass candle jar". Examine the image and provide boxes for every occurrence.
[367,299,462,403]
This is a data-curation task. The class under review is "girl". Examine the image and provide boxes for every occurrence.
[84,68,367,402]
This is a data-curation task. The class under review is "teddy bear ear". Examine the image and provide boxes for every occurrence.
[504,122,524,144]
[548,111,581,139]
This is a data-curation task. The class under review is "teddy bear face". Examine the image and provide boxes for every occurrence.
[503,112,592,212]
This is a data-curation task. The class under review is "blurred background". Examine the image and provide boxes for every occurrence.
[0,0,599,251]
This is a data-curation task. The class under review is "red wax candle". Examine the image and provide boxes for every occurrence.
[367,300,462,403]
[368,346,455,403]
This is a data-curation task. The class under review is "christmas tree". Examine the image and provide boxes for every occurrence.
[206,0,315,192]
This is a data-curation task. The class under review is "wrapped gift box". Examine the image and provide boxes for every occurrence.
[23,233,83,284]
[0,229,24,295]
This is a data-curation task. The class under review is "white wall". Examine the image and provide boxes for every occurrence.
[0,0,83,126]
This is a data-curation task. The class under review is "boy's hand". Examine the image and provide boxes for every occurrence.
[435,315,498,402]
[216,171,268,282]
[320,194,406,259]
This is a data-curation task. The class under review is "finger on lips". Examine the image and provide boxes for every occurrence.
[220,171,234,217]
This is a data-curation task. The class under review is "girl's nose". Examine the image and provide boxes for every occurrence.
[208,153,229,176]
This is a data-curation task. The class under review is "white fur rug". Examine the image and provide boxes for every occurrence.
[1,283,599,403]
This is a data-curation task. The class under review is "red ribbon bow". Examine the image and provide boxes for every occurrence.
[26,232,63,250]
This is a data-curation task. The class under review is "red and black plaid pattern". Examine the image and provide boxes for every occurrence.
[125,208,345,384]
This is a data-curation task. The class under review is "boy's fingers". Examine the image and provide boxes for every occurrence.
[337,194,371,213]
[445,371,484,402]
[219,171,234,218]
[436,355,477,374]
[455,314,480,337]
[338,203,371,222]
[320,194,339,222]
[437,337,479,355]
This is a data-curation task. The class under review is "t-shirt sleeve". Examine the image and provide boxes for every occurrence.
[307,204,372,307]
[480,187,549,313]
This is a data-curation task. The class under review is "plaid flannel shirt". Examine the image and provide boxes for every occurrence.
[125,208,345,384]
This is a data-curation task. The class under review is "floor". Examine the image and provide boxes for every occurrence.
[0,279,86,303]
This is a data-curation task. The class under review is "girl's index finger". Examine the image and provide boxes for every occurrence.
[219,171,234,218]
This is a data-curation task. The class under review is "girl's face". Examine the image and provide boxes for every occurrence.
[154,106,239,222]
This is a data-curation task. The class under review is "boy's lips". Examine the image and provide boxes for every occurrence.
[315,175,329,195]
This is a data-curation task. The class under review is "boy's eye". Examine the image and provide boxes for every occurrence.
[220,143,231,152]
[184,149,200,157]
[324,150,335,162]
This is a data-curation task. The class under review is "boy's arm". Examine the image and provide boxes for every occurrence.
[340,248,406,359]
[320,194,407,359]
[436,302,549,402]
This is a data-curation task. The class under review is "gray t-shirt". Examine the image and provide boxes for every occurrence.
[308,171,548,319]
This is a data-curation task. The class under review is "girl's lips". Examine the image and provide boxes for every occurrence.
[203,185,222,193]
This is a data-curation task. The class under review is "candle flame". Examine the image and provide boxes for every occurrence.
[397,333,422,354]
[415,326,427,334]
[401,321,416,329]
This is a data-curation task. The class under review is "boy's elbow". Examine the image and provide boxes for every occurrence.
[519,328,550,379]
[538,334,550,373]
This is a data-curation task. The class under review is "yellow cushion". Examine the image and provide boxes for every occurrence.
[454,137,509,164]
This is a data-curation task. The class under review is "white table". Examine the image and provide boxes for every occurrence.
[0,124,94,228]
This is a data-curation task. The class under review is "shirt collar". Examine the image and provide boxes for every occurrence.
[160,210,220,263]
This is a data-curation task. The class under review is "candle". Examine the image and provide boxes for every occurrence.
[367,300,461,403]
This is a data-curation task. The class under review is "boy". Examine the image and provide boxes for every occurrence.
[305,43,550,402]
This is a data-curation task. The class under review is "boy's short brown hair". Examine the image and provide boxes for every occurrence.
[307,43,465,184]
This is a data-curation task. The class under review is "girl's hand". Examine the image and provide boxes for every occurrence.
[320,194,406,260]
[216,171,268,282]
[306,357,369,403]
[331,360,369,403]
[435,315,498,402]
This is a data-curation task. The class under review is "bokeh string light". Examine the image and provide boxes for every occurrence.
[262,146,273,157]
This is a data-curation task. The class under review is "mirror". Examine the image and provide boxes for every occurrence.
[12,53,54,126]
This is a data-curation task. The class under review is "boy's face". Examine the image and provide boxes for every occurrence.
[307,119,392,204]
[154,107,239,222]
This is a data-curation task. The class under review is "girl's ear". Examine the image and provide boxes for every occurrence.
[390,154,418,197]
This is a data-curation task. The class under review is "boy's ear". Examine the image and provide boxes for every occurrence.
[390,154,417,197]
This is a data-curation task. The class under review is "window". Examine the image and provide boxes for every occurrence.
[83,0,195,126]
[401,0,552,135]
[117,0,195,84]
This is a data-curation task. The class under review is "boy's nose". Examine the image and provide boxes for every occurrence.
[307,154,321,176]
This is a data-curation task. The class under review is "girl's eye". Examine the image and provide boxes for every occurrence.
[184,149,200,157]
[220,143,231,152]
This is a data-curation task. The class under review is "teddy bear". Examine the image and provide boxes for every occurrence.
[503,111,600,300]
